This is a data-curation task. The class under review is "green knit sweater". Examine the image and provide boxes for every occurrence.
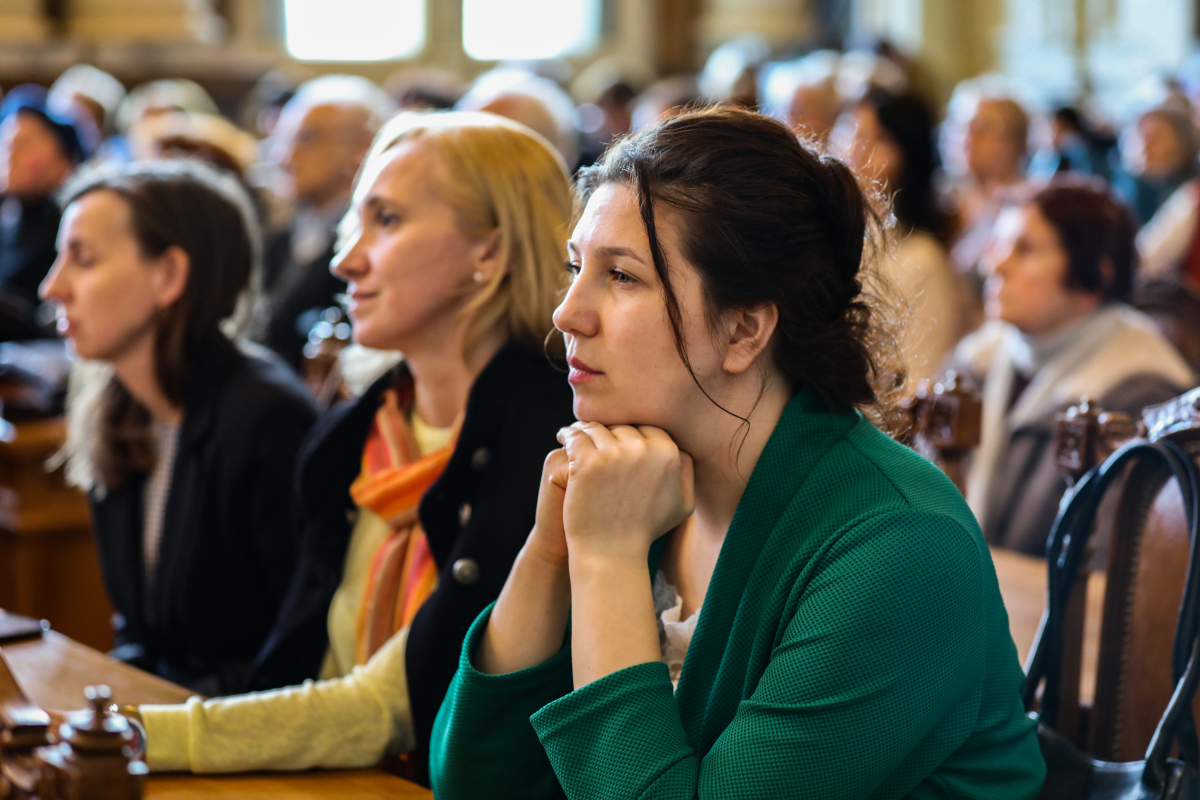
[429,388,1045,799]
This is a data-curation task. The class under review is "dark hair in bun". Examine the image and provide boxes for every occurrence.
[576,105,890,417]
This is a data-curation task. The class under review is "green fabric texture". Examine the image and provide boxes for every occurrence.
[429,387,1045,799]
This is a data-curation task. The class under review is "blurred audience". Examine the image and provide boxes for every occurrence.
[384,67,465,111]
[137,112,259,177]
[49,65,126,142]
[951,180,1193,555]
[630,75,701,131]
[259,75,396,370]
[0,85,98,337]
[835,88,962,389]
[1114,104,1200,226]
[763,52,842,144]
[456,68,578,168]
[571,60,643,166]
[1137,170,1200,284]
[942,86,1032,327]
[115,78,219,164]
[43,160,317,694]
[699,36,770,109]
[1028,105,1115,181]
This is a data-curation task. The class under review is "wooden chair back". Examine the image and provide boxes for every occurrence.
[900,371,983,495]
[1040,398,1138,746]
[1077,389,1200,761]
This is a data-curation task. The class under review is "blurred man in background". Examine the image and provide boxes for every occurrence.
[0,85,97,338]
[260,75,396,370]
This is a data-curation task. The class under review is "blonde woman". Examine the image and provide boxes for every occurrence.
[133,112,576,783]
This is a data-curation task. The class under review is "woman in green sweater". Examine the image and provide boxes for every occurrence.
[430,107,1045,799]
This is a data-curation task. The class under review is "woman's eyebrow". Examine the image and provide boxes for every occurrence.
[568,242,648,264]
[363,195,403,213]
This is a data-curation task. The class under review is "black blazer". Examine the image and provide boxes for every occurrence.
[90,343,318,695]
[260,228,346,371]
[0,195,60,338]
[244,343,575,756]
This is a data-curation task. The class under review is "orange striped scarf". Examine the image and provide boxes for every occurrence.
[350,386,456,665]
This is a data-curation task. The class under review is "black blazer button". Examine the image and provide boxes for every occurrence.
[345,508,359,525]
[458,502,472,526]
[452,558,480,585]
[471,447,490,471]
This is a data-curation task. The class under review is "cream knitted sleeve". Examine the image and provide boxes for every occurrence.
[141,627,413,773]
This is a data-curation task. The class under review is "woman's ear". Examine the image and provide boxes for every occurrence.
[154,245,191,309]
[721,303,779,375]
[470,228,503,283]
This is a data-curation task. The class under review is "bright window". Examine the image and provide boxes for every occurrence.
[284,0,424,61]
[462,0,601,61]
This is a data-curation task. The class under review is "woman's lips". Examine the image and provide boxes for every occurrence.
[346,291,377,312]
[567,356,602,385]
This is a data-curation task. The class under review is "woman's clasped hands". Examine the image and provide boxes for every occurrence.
[532,421,695,568]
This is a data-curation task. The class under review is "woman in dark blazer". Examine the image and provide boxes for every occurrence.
[40,159,317,696]
[133,111,576,784]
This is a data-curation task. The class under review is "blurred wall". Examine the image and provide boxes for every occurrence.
[0,0,656,105]
[1,0,1197,127]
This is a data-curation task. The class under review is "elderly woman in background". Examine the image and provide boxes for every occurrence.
[837,87,963,389]
[1114,103,1200,227]
[952,179,1194,556]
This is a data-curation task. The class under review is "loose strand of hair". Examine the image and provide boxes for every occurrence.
[632,161,753,438]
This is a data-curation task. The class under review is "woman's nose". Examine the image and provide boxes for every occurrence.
[989,246,1016,279]
[552,274,599,338]
[331,230,367,282]
[38,257,67,302]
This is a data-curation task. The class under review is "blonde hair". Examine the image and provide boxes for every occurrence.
[340,110,572,356]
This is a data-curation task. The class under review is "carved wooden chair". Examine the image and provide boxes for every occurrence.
[1044,389,1200,760]
[901,371,982,495]
[1071,388,1200,762]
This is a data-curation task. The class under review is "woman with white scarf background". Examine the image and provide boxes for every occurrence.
[952,178,1195,556]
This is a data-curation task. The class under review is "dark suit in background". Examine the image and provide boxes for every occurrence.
[0,195,60,338]
[90,342,318,695]
[260,222,346,371]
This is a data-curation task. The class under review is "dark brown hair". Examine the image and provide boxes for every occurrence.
[1028,178,1135,303]
[576,105,888,416]
[59,158,261,491]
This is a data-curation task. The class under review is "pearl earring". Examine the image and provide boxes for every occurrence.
[473,271,485,283]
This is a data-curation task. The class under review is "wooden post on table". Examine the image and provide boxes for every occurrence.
[902,371,983,496]
[0,647,52,799]
[0,650,146,800]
